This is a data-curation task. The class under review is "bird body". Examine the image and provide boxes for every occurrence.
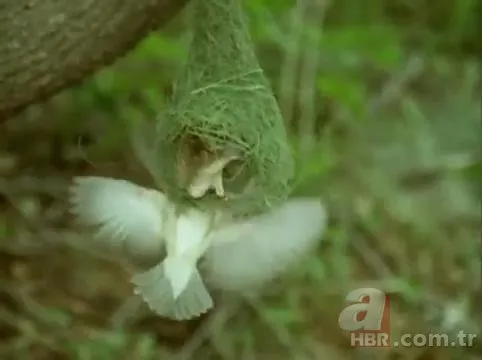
[131,207,215,319]
[69,176,327,321]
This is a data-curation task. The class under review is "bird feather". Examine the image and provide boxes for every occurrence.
[203,198,327,292]
[69,176,168,258]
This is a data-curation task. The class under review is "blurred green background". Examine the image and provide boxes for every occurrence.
[0,0,480,359]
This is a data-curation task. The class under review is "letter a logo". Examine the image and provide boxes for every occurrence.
[338,288,390,347]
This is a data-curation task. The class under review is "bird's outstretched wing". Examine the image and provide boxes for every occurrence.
[69,176,168,258]
[203,198,327,292]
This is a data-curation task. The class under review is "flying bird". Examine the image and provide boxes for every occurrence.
[69,176,327,320]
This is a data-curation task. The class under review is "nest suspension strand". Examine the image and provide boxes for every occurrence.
[133,0,294,216]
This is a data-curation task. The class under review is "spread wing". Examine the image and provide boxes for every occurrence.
[69,176,168,258]
[203,198,327,292]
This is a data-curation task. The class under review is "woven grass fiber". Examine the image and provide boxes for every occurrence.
[132,0,294,216]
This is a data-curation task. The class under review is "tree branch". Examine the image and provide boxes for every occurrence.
[0,0,190,122]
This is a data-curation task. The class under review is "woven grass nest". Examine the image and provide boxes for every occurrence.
[131,0,294,217]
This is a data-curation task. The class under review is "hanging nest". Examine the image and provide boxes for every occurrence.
[132,0,294,216]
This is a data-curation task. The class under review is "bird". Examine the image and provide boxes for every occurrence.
[69,176,216,319]
[186,150,240,198]
[176,135,242,199]
[69,176,327,321]
[130,206,218,320]
[131,126,242,200]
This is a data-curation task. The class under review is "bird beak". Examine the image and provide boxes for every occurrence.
[187,153,240,199]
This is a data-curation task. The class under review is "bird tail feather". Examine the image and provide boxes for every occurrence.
[131,258,213,320]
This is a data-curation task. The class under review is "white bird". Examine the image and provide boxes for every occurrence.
[69,176,215,319]
[130,206,216,320]
[186,151,240,199]
[69,176,327,321]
